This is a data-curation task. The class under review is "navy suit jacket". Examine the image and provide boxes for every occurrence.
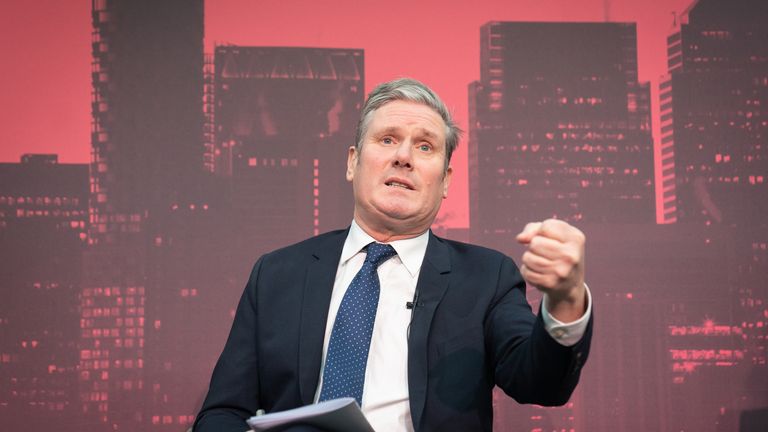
[194,229,592,431]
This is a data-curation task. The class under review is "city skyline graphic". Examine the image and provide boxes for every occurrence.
[1,0,767,431]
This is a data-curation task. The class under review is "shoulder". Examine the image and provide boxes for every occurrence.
[250,229,348,274]
[431,233,510,262]
[428,232,519,276]
[265,228,347,259]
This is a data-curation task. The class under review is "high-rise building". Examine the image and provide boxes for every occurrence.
[578,223,734,432]
[83,0,204,430]
[0,155,88,430]
[662,0,768,226]
[212,45,364,261]
[658,74,678,223]
[134,44,365,432]
[468,21,655,431]
[660,226,768,431]
[89,0,204,227]
[469,22,654,250]
[659,1,768,428]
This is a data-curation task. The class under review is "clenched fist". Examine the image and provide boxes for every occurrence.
[516,219,587,322]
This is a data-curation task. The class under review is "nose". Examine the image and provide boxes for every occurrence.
[393,139,413,169]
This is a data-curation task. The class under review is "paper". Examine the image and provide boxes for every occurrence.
[246,398,374,432]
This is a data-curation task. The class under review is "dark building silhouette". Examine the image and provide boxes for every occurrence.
[661,0,768,226]
[659,1,768,429]
[581,224,735,432]
[83,0,205,430]
[652,223,768,432]
[658,73,677,223]
[212,45,363,261]
[468,21,655,432]
[469,22,654,250]
[141,191,240,432]
[0,155,88,430]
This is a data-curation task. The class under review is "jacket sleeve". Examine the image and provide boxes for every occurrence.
[485,255,593,406]
[193,258,264,432]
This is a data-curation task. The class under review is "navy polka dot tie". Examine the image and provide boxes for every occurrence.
[319,242,397,406]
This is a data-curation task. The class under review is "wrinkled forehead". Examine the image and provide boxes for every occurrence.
[366,100,448,142]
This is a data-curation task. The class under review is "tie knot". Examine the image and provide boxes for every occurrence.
[365,242,397,267]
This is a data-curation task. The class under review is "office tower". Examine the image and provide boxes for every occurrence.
[581,223,734,431]
[658,74,678,223]
[468,21,655,432]
[469,22,654,250]
[662,0,767,226]
[212,45,364,261]
[660,1,768,429]
[83,0,204,430]
[0,155,88,430]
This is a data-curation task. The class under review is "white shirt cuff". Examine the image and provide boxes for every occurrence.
[541,283,592,347]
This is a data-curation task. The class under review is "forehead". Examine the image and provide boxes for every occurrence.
[367,100,446,141]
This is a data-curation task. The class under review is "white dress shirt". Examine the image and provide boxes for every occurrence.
[314,221,592,431]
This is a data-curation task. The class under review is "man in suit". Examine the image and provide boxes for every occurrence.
[194,78,592,431]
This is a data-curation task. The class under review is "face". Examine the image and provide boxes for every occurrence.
[347,100,452,239]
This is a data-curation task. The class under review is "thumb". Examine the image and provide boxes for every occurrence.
[516,222,542,244]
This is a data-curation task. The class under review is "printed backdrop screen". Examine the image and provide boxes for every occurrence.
[1,0,766,431]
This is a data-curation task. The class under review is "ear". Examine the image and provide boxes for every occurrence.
[346,146,358,182]
[442,166,453,199]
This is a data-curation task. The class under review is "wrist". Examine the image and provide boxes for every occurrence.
[545,283,587,321]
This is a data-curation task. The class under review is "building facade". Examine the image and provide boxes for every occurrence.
[83,0,205,430]
[662,0,767,226]
[0,155,88,430]
[469,22,655,249]
[212,45,364,261]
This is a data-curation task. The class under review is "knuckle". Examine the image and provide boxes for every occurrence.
[555,265,571,279]
[521,251,532,264]
[529,236,542,249]
[542,276,557,289]
[563,250,579,265]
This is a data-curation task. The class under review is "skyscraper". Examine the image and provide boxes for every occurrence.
[662,0,768,226]
[468,21,655,431]
[134,44,366,432]
[660,1,768,428]
[212,45,364,261]
[0,155,88,431]
[83,0,204,430]
[469,22,654,250]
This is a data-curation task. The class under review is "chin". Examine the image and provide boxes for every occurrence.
[379,207,416,221]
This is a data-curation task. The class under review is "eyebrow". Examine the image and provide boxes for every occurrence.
[375,126,439,141]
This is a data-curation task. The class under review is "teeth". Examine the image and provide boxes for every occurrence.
[387,182,410,189]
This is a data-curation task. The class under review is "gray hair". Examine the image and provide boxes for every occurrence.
[355,78,462,171]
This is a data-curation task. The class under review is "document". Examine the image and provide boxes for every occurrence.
[246,398,374,432]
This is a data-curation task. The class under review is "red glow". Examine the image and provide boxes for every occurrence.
[2,0,694,227]
[668,324,741,336]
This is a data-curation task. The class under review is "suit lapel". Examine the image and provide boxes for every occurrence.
[408,233,451,431]
[298,229,347,405]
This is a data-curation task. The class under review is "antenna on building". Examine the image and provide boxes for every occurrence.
[604,0,611,22]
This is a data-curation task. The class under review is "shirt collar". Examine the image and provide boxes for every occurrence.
[341,220,430,278]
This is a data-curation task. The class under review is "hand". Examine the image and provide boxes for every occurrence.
[516,219,586,321]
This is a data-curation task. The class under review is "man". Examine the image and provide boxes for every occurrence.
[194,78,592,431]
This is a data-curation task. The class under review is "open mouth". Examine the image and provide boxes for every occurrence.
[385,181,414,190]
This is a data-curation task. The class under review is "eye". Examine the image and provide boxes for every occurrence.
[382,137,394,145]
[418,143,432,152]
